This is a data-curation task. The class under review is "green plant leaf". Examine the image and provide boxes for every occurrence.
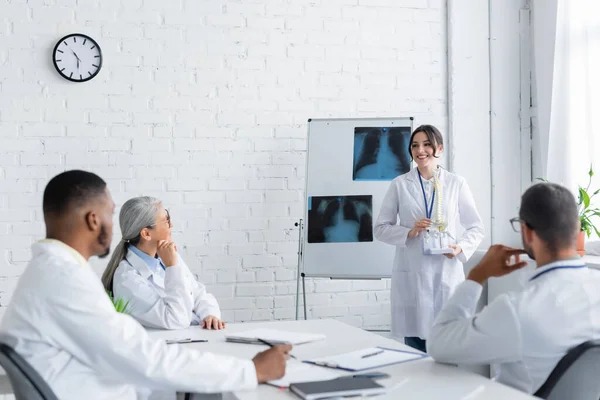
[535,177,548,182]
[580,215,590,229]
[571,165,600,238]
[106,290,130,314]
[580,187,591,209]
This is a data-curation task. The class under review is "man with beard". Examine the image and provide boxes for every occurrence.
[0,170,291,399]
[427,182,600,395]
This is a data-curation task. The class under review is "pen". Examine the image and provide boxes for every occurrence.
[361,350,384,358]
[257,338,298,359]
[165,338,208,344]
[312,361,339,368]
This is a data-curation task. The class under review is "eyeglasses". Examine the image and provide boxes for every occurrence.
[509,217,533,232]
[148,209,172,228]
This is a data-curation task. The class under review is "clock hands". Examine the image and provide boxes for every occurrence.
[71,50,81,69]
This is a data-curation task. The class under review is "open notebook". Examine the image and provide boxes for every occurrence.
[225,329,326,345]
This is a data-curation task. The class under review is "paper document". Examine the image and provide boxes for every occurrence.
[225,328,326,345]
[306,347,426,371]
[268,361,341,388]
[146,326,209,342]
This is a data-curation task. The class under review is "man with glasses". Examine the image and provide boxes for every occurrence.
[427,182,600,394]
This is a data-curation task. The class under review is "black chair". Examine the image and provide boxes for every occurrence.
[534,339,600,400]
[0,341,58,400]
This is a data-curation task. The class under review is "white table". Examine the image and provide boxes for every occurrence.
[147,319,537,400]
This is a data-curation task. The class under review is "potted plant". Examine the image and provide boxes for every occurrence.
[107,291,130,314]
[538,165,600,256]
[576,166,600,255]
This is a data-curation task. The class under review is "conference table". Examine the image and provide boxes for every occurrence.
[147,319,538,400]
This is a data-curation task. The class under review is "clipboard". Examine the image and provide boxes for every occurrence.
[303,346,428,372]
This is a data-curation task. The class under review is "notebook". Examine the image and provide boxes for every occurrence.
[225,328,326,345]
[304,346,427,372]
[267,361,341,388]
[289,377,386,400]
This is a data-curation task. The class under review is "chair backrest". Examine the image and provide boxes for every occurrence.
[534,339,600,400]
[0,342,58,400]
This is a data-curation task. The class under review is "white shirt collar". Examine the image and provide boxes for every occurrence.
[527,257,586,282]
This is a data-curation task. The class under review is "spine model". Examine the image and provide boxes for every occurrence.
[433,168,445,232]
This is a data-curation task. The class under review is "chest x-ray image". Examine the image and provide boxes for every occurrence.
[307,195,373,243]
[353,127,412,181]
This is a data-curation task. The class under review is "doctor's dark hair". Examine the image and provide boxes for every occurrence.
[519,183,579,251]
[101,196,163,292]
[408,125,444,160]
[43,170,107,217]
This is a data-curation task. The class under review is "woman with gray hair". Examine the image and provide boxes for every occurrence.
[102,196,224,330]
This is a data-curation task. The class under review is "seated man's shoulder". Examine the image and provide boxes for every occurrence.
[25,253,84,284]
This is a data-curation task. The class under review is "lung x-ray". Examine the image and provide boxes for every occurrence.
[353,127,412,181]
[307,195,373,243]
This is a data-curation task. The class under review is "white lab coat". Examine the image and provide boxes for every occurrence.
[428,258,600,394]
[0,240,256,400]
[112,248,220,330]
[374,167,484,339]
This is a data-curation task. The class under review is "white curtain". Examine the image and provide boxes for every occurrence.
[534,0,600,192]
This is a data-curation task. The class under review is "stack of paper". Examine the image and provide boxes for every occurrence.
[225,328,326,345]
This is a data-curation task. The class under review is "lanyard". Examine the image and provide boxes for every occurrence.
[417,169,435,219]
[529,265,586,281]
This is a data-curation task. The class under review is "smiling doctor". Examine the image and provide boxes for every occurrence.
[374,125,484,352]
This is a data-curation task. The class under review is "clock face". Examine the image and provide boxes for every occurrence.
[52,34,102,82]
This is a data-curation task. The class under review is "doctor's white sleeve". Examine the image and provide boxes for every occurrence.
[428,280,523,365]
[455,179,485,263]
[192,281,221,320]
[175,255,221,321]
[50,269,257,393]
[114,262,195,330]
[374,181,412,247]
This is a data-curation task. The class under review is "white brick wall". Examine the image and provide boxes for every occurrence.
[0,0,447,330]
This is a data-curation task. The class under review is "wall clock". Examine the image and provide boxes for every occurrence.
[52,33,102,82]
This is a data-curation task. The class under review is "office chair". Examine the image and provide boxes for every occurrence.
[534,339,600,400]
[0,341,58,400]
